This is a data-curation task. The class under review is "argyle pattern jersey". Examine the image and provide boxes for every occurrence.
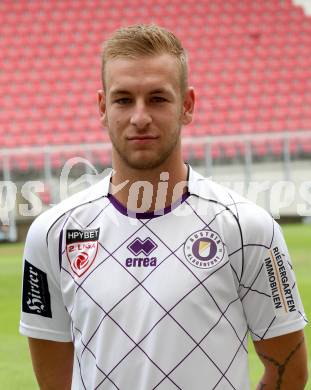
[20,168,307,390]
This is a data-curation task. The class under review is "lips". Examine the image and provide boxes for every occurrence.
[127,135,158,140]
[127,135,159,145]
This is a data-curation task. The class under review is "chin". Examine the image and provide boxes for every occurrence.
[127,159,164,170]
[116,145,177,170]
[123,153,171,170]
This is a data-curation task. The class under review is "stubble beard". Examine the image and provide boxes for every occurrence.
[110,125,182,171]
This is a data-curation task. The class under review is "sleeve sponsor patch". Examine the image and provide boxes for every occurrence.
[263,246,296,317]
[22,260,52,318]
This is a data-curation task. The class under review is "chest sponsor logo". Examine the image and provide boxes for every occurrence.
[264,246,296,316]
[126,237,157,267]
[22,260,52,318]
[66,228,100,277]
[184,229,224,269]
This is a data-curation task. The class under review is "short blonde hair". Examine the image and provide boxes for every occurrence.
[101,24,188,94]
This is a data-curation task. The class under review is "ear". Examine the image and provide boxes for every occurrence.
[98,89,108,126]
[181,87,195,126]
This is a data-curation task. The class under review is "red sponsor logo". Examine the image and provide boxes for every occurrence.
[66,241,98,277]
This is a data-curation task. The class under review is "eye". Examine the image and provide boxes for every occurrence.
[114,98,131,105]
[151,96,167,103]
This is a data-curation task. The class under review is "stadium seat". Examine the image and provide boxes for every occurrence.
[0,0,311,163]
[301,138,311,153]
[39,189,51,205]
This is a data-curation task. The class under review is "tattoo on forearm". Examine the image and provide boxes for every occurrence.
[258,337,304,389]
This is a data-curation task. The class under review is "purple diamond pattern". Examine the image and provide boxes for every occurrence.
[62,202,243,389]
[54,193,307,389]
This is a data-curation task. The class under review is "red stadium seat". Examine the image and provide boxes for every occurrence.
[0,0,310,165]
[301,138,311,154]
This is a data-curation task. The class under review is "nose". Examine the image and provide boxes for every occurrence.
[130,101,152,129]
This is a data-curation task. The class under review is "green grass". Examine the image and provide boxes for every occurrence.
[0,224,310,389]
[249,224,311,389]
[0,243,37,389]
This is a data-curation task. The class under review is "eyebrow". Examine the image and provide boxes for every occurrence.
[110,88,172,97]
[110,89,131,97]
[149,88,171,95]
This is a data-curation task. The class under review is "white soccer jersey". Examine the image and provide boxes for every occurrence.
[20,167,307,390]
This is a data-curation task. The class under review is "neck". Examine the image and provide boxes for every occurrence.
[110,160,188,213]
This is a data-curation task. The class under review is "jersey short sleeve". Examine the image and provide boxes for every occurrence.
[237,208,307,341]
[19,212,72,342]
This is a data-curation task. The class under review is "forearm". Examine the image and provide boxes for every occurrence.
[256,369,307,389]
[29,338,74,390]
[254,331,308,390]
[34,366,72,390]
[35,371,72,390]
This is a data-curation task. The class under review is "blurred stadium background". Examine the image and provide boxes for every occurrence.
[0,0,311,240]
[0,0,310,388]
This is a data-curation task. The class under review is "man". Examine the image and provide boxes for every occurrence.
[20,24,308,389]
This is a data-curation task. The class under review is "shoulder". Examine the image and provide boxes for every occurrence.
[26,175,110,243]
[189,168,275,243]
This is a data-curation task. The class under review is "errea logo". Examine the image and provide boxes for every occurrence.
[126,237,157,267]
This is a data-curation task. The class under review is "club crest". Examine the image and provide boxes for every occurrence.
[66,228,100,277]
[184,229,224,269]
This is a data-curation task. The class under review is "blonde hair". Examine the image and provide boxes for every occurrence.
[101,24,188,94]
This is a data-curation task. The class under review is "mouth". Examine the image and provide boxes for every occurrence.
[127,135,159,144]
[127,135,158,140]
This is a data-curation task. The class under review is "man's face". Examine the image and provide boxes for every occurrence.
[99,54,194,170]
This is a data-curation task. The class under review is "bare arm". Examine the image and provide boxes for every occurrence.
[254,330,308,389]
[28,338,74,390]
